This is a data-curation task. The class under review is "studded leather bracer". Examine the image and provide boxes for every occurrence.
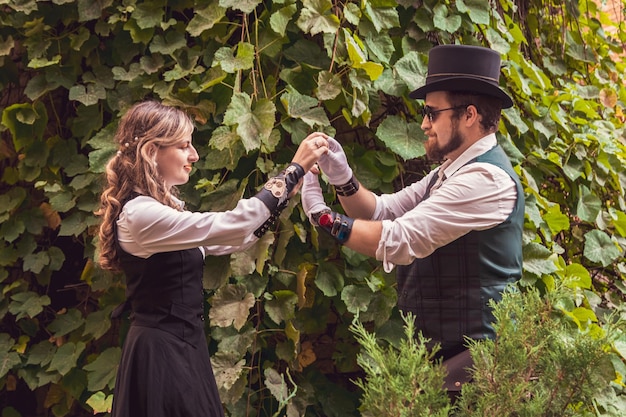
[254,163,305,237]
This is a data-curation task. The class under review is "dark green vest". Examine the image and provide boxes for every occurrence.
[396,145,524,357]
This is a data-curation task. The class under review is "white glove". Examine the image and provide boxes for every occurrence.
[301,172,330,226]
[317,137,353,185]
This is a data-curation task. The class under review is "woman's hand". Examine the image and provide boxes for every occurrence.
[291,132,330,173]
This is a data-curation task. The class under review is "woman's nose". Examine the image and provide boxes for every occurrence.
[190,145,199,162]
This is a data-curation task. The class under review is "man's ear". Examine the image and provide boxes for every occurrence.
[464,104,480,127]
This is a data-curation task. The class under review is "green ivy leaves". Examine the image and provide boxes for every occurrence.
[1,0,625,415]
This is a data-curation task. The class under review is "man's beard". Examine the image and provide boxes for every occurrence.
[425,123,463,161]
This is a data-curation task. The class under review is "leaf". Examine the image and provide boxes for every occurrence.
[316,70,342,101]
[341,285,372,314]
[576,185,602,223]
[393,51,426,93]
[230,248,256,277]
[209,126,239,151]
[315,261,344,297]
[47,308,84,338]
[599,88,617,108]
[264,290,298,325]
[2,102,48,150]
[0,334,21,378]
[609,208,626,237]
[485,26,511,54]
[345,34,383,80]
[83,347,121,391]
[264,367,289,403]
[58,212,98,237]
[28,55,62,69]
[25,341,56,366]
[363,2,399,32]
[48,342,86,376]
[583,230,621,266]
[132,2,164,29]
[543,204,570,235]
[9,291,51,320]
[218,0,262,15]
[112,63,144,81]
[216,327,256,357]
[211,352,246,391]
[253,232,274,275]
[375,115,426,160]
[296,0,340,35]
[364,32,395,65]
[360,289,396,327]
[48,190,76,213]
[615,333,626,361]
[270,4,297,36]
[0,187,27,215]
[522,242,558,276]
[199,179,244,212]
[77,0,112,22]
[280,87,330,127]
[83,308,112,340]
[187,3,227,36]
[149,31,187,55]
[209,284,255,330]
[24,73,58,101]
[223,93,276,152]
[193,67,228,93]
[295,263,312,308]
[433,4,462,33]
[214,43,255,73]
[0,217,24,243]
[68,83,106,106]
[456,0,491,25]
[563,263,592,290]
[86,391,113,414]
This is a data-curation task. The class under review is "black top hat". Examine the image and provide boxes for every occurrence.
[409,45,513,108]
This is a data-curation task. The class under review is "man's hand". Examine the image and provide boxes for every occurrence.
[301,172,354,243]
[317,137,353,185]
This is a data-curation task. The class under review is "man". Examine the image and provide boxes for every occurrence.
[302,44,524,394]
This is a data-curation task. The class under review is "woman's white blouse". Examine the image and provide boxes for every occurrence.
[116,195,269,258]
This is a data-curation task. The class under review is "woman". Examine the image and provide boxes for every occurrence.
[96,100,328,417]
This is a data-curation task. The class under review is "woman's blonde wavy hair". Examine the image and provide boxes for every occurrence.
[96,101,195,272]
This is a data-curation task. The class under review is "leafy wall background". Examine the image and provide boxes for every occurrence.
[0,0,625,415]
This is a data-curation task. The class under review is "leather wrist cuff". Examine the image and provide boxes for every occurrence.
[312,209,354,243]
[254,201,288,238]
[253,162,305,237]
[334,175,359,197]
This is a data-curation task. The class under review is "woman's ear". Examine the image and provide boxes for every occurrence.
[145,142,158,158]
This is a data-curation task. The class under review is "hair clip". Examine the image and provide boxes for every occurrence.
[124,142,130,147]
[134,136,138,141]
[117,150,122,156]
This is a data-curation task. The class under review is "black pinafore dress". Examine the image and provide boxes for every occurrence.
[111,247,224,417]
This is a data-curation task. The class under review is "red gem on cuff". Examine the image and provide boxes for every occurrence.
[318,213,332,227]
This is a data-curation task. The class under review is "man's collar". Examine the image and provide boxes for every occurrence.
[442,133,497,178]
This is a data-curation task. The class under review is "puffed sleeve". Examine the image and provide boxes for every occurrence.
[117,196,271,257]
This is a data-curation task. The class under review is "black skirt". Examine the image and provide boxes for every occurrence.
[111,324,224,417]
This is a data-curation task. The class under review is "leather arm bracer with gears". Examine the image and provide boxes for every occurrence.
[253,163,305,237]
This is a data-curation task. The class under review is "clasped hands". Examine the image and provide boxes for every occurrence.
[294,134,352,226]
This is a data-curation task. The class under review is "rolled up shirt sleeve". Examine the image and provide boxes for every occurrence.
[117,196,271,258]
[374,163,517,273]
